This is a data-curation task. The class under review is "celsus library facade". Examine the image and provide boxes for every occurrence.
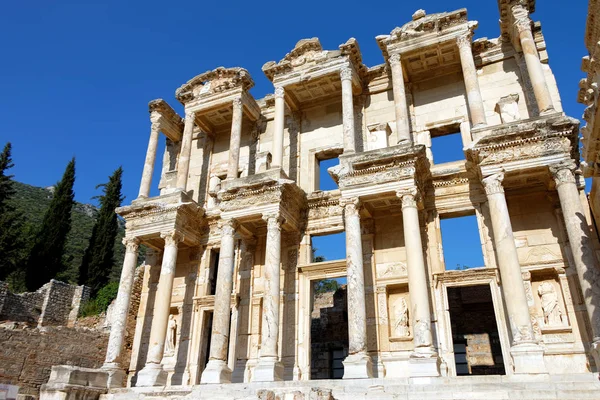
[42,1,600,399]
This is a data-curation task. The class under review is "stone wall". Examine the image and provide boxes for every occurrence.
[0,280,90,327]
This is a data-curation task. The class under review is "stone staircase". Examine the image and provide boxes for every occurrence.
[102,374,600,400]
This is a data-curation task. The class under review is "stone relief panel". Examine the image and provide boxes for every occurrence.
[387,286,412,346]
[532,279,568,330]
[376,261,408,279]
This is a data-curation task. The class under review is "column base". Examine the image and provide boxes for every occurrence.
[136,364,168,387]
[101,363,126,388]
[253,357,284,382]
[510,343,547,374]
[200,360,232,384]
[342,353,373,379]
[409,348,440,377]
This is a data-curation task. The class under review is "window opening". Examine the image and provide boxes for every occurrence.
[311,231,346,262]
[208,249,220,295]
[317,157,340,191]
[200,311,213,374]
[430,123,464,164]
[440,214,484,271]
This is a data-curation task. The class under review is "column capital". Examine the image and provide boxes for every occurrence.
[184,110,196,121]
[456,31,473,49]
[274,86,285,99]
[161,230,183,247]
[514,17,532,35]
[340,66,354,82]
[388,53,402,67]
[150,111,162,125]
[550,161,577,188]
[262,211,285,228]
[397,188,420,209]
[341,197,361,216]
[232,97,243,108]
[122,236,141,253]
[219,219,238,237]
[482,173,505,195]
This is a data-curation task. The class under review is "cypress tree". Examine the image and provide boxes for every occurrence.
[0,143,25,282]
[79,167,124,295]
[25,158,76,290]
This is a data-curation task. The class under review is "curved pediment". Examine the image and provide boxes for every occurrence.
[175,67,254,103]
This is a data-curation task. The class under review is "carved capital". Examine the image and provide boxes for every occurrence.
[274,86,285,99]
[262,212,285,231]
[232,97,243,109]
[161,230,183,247]
[150,120,161,134]
[341,197,361,217]
[397,188,420,209]
[482,173,505,195]
[550,162,577,188]
[514,17,531,35]
[219,219,238,237]
[122,236,140,254]
[456,32,473,49]
[340,67,353,82]
[388,53,401,67]
[184,110,196,122]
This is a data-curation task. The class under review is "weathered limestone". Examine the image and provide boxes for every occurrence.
[481,173,546,374]
[513,10,555,114]
[201,220,237,384]
[227,98,243,179]
[398,189,440,377]
[457,32,487,128]
[138,122,160,199]
[176,111,195,191]
[340,67,356,154]
[137,231,182,386]
[254,213,285,382]
[272,87,285,168]
[551,163,600,365]
[341,199,373,379]
[389,53,412,144]
[101,237,140,387]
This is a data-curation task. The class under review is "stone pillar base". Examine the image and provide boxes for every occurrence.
[40,366,108,400]
[200,360,232,384]
[342,353,373,379]
[409,349,440,377]
[510,343,547,374]
[101,363,126,388]
[253,357,284,382]
[136,364,168,387]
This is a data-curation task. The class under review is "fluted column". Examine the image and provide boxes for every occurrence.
[550,163,600,365]
[101,236,140,387]
[176,111,195,191]
[482,173,546,374]
[137,231,183,386]
[272,86,285,168]
[254,212,285,382]
[341,198,373,379]
[201,219,237,384]
[398,189,440,376]
[340,67,356,154]
[138,120,160,199]
[389,53,412,144]
[227,98,243,180]
[514,17,555,114]
[457,33,487,128]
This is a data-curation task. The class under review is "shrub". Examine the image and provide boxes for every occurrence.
[79,281,119,317]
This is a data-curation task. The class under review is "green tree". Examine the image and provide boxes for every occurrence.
[25,158,76,290]
[0,143,26,283]
[79,167,124,295]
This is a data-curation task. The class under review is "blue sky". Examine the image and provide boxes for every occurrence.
[0,0,588,268]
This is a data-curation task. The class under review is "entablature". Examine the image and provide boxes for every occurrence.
[149,99,184,142]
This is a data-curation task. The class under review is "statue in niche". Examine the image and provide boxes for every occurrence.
[393,297,410,337]
[165,314,178,354]
[537,282,563,326]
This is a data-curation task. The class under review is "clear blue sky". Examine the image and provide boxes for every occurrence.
[0,0,588,268]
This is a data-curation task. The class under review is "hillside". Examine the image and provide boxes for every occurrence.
[9,182,126,284]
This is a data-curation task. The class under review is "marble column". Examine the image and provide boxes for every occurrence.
[272,86,285,168]
[340,67,357,154]
[389,53,412,144]
[201,219,237,384]
[341,198,373,379]
[138,120,160,199]
[457,33,487,128]
[101,236,140,387]
[137,231,183,386]
[398,189,440,377]
[514,17,555,114]
[482,173,546,374]
[550,163,600,365]
[254,212,285,381]
[227,98,243,180]
[176,111,195,191]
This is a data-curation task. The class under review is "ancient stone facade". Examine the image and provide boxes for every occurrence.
[43,1,600,399]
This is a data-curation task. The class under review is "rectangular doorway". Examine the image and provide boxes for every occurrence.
[310,278,349,379]
[447,285,505,376]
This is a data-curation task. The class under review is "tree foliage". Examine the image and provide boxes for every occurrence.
[79,167,124,295]
[25,158,76,291]
[314,279,339,294]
